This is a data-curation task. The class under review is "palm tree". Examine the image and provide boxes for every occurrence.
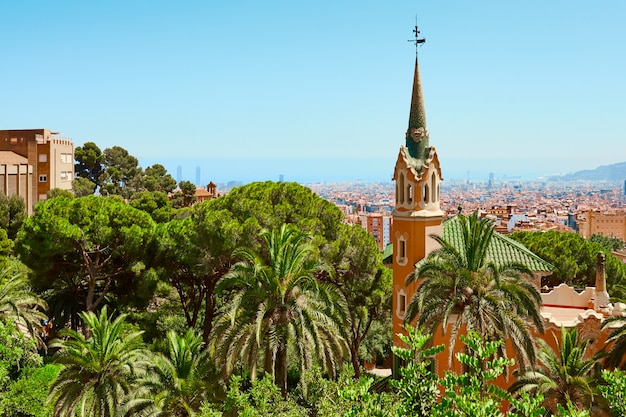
[601,315,626,369]
[510,327,600,414]
[125,329,218,417]
[213,224,348,396]
[0,258,48,343]
[48,307,148,417]
[405,212,544,369]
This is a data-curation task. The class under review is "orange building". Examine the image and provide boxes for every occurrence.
[390,29,625,381]
[578,210,626,240]
[391,32,444,349]
[195,181,219,203]
[0,129,74,210]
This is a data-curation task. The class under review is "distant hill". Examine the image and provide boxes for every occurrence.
[548,161,626,181]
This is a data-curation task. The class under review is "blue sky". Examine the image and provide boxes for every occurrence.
[2,1,625,182]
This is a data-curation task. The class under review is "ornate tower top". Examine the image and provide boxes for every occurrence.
[405,24,429,161]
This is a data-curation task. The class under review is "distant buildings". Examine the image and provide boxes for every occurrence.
[578,210,626,240]
[0,129,74,213]
[195,181,219,203]
[358,213,392,250]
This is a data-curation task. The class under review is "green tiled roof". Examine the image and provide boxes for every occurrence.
[441,216,553,272]
[386,216,554,272]
[383,242,393,264]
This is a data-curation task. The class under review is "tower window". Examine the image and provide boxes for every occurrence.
[408,184,413,204]
[399,173,405,204]
[431,174,436,202]
[396,290,407,319]
[424,184,430,204]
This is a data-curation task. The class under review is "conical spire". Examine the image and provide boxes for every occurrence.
[405,25,429,160]
[408,57,427,132]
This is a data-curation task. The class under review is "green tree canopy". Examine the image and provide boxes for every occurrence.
[141,164,177,193]
[71,177,97,197]
[129,190,173,223]
[214,225,348,396]
[150,181,345,344]
[322,223,391,378]
[98,146,141,197]
[15,196,157,330]
[0,192,26,240]
[510,230,626,294]
[0,258,48,343]
[48,307,148,417]
[74,141,104,186]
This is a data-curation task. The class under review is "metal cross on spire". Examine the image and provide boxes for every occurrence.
[407,18,426,55]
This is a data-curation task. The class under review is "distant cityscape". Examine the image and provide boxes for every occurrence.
[139,156,624,188]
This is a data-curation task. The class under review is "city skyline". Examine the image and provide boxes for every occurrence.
[3,1,625,181]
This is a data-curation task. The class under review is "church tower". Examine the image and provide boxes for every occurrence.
[391,25,444,345]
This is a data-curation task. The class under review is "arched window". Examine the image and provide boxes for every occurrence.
[397,235,407,266]
[407,184,413,204]
[399,173,405,204]
[424,184,430,204]
[396,290,407,319]
[431,174,436,203]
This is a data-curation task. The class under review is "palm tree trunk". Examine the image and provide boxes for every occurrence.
[276,346,288,398]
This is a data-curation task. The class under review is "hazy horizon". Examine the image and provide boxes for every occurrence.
[140,155,623,186]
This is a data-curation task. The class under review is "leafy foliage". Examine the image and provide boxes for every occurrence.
[322,223,391,377]
[0,320,42,391]
[48,307,148,417]
[74,141,104,187]
[0,364,61,417]
[407,212,543,370]
[0,192,26,240]
[15,196,157,329]
[125,329,221,416]
[390,325,443,417]
[98,146,142,197]
[510,230,626,293]
[510,327,600,414]
[214,225,348,395]
[601,314,626,369]
[0,258,48,343]
[589,233,625,252]
[222,374,306,417]
[598,369,626,416]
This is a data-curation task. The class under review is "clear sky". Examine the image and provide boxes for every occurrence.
[2,1,625,182]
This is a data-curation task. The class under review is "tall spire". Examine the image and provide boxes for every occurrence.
[405,23,429,160]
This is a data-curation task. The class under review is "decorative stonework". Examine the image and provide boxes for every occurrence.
[410,127,428,143]
[541,284,594,308]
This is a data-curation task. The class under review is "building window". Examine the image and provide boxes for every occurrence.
[39,175,47,182]
[39,154,47,163]
[424,184,430,203]
[61,153,72,164]
[408,184,413,204]
[431,174,436,202]
[399,173,405,204]
[396,290,407,319]
[60,171,68,181]
[39,194,47,201]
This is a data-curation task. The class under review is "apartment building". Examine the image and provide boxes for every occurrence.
[578,210,626,239]
[0,129,74,211]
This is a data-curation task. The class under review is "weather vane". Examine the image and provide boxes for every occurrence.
[408,17,426,54]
